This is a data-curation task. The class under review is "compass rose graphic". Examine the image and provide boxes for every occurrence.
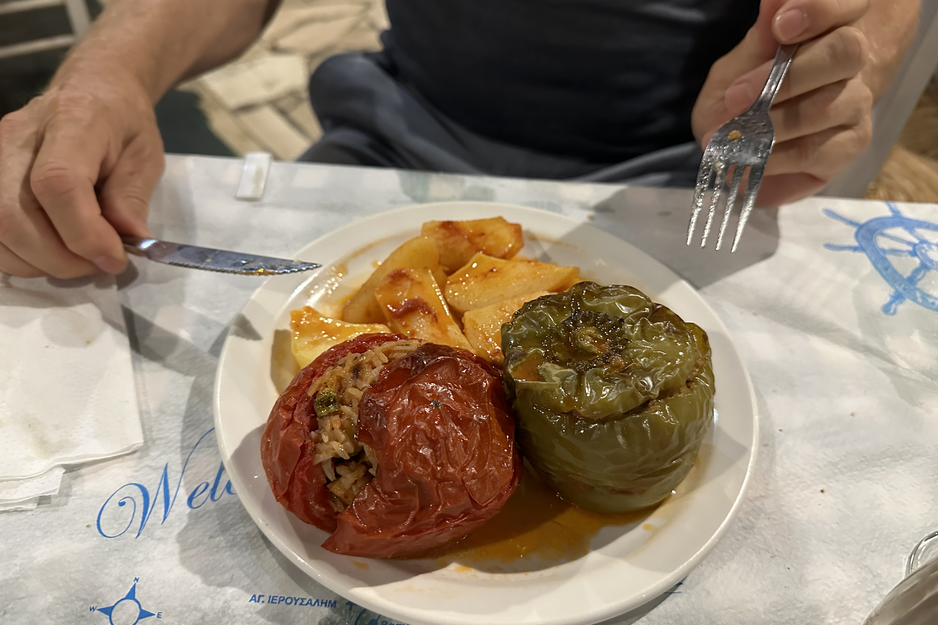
[823,203,938,315]
[91,579,158,625]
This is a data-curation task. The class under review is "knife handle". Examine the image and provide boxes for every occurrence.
[121,236,158,257]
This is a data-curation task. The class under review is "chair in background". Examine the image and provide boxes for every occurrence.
[0,0,90,61]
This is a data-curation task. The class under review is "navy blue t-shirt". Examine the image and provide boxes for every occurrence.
[381,0,758,162]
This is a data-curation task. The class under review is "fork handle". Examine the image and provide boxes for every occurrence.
[751,44,799,114]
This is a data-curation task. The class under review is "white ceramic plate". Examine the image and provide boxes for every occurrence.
[214,202,757,625]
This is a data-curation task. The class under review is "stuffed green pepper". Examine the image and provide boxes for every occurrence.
[501,282,715,513]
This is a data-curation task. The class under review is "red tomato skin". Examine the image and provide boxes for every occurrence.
[324,343,522,558]
[261,333,404,532]
[261,336,521,558]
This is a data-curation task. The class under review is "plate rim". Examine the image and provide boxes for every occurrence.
[213,200,759,625]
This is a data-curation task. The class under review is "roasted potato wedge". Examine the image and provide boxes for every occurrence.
[421,217,524,273]
[444,253,579,314]
[462,291,550,364]
[375,267,472,351]
[291,307,391,368]
[343,237,447,324]
[374,267,473,351]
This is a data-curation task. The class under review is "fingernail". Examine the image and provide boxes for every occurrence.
[95,255,126,274]
[725,81,755,113]
[774,9,808,41]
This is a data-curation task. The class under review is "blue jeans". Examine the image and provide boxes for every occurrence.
[300,52,702,187]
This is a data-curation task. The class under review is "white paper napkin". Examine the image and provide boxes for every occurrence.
[0,467,64,511]
[0,274,143,509]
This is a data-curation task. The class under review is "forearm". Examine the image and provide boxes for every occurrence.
[858,0,920,100]
[51,0,279,103]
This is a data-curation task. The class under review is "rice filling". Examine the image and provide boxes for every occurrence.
[307,339,421,512]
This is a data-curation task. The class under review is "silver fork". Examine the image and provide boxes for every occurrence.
[686,44,798,252]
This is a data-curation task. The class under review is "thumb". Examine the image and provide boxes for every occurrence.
[692,0,786,144]
[724,2,785,81]
[98,129,164,238]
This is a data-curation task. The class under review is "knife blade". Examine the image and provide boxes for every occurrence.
[121,236,321,276]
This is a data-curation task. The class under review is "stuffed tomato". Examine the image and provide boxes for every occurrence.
[261,333,521,558]
[501,282,715,514]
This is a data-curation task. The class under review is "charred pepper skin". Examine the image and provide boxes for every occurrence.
[501,282,715,513]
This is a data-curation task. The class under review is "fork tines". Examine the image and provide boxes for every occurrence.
[687,160,764,252]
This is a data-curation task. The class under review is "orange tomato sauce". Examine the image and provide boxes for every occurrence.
[426,470,655,568]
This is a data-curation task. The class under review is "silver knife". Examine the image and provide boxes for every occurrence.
[121,236,321,276]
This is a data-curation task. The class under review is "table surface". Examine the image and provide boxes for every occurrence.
[2,154,937,625]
